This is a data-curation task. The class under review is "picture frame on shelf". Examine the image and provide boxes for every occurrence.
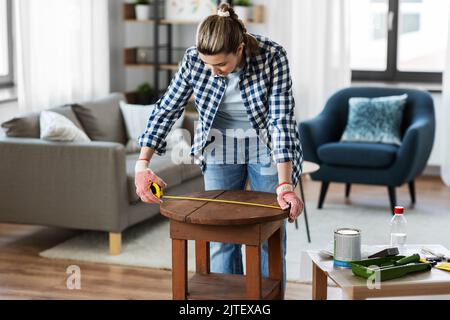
[165,0,217,22]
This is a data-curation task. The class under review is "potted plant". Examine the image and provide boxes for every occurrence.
[233,0,252,21]
[135,0,151,21]
[136,82,155,104]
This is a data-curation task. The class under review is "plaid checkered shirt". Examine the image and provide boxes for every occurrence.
[138,34,303,187]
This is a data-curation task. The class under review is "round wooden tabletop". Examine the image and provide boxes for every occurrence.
[160,190,289,226]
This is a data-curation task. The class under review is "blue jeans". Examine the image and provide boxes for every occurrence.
[203,161,287,289]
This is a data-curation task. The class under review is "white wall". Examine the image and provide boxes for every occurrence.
[108,0,125,93]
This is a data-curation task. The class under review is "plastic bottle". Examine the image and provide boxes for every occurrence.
[390,206,407,255]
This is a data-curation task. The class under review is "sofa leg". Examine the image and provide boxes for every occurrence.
[387,187,396,215]
[408,180,416,204]
[318,182,330,209]
[109,232,122,256]
[345,183,351,198]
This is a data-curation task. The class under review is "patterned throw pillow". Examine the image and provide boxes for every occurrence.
[341,94,408,146]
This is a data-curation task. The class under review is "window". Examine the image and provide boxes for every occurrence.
[350,0,389,71]
[350,0,450,83]
[0,0,13,87]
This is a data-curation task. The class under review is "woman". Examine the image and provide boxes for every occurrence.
[134,3,303,290]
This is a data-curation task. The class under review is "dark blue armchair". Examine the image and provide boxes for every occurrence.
[299,87,435,213]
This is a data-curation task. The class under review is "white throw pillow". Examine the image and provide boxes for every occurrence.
[40,111,91,142]
[119,101,186,153]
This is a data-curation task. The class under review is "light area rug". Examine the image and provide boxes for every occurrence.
[39,201,450,283]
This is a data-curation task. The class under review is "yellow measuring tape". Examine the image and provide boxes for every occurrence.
[150,182,283,210]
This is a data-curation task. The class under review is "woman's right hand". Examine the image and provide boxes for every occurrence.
[135,160,167,204]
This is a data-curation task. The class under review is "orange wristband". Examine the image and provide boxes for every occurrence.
[276,181,291,189]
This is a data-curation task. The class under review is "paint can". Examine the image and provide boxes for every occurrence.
[334,228,361,268]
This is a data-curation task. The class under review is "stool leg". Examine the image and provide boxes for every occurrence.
[245,245,262,300]
[312,261,328,300]
[195,240,210,274]
[172,239,188,300]
[268,227,284,299]
[299,177,311,243]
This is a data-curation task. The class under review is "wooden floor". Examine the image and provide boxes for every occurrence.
[0,176,448,300]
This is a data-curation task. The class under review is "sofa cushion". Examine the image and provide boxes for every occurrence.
[72,93,128,144]
[119,101,185,154]
[40,111,91,142]
[341,94,407,146]
[1,111,40,138]
[51,105,85,130]
[318,142,399,168]
[181,163,202,181]
[1,104,83,138]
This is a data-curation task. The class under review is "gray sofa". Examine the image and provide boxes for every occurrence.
[0,93,204,255]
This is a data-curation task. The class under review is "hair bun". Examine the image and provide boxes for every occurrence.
[217,10,230,17]
[217,2,238,19]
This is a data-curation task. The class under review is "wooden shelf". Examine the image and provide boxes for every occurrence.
[160,64,179,71]
[187,273,280,300]
[124,63,179,70]
[124,18,157,24]
[124,18,263,25]
[123,4,264,25]
[125,63,155,68]
[124,47,182,69]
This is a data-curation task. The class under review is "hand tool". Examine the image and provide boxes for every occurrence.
[368,247,399,259]
[393,254,421,266]
[150,182,285,211]
[421,247,450,262]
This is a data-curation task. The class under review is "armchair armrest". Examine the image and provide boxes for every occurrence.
[0,138,128,232]
[299,114,341,163]
[392,119,435,184]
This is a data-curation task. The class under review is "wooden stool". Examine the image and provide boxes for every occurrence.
[160,190,288,300]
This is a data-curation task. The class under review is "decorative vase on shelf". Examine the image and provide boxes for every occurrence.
[234,6,251,21]
[135,1,151,20]
[233,0,252,21]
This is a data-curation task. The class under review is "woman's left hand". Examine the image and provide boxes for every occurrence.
[277,190,304,223]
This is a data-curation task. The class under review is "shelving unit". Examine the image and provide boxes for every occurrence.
[122,1,264,104]
[123,0,171,103]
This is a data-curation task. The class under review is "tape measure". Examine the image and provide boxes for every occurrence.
[150,182,283,211]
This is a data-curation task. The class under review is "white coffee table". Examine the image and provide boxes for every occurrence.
[308,244,450,300]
